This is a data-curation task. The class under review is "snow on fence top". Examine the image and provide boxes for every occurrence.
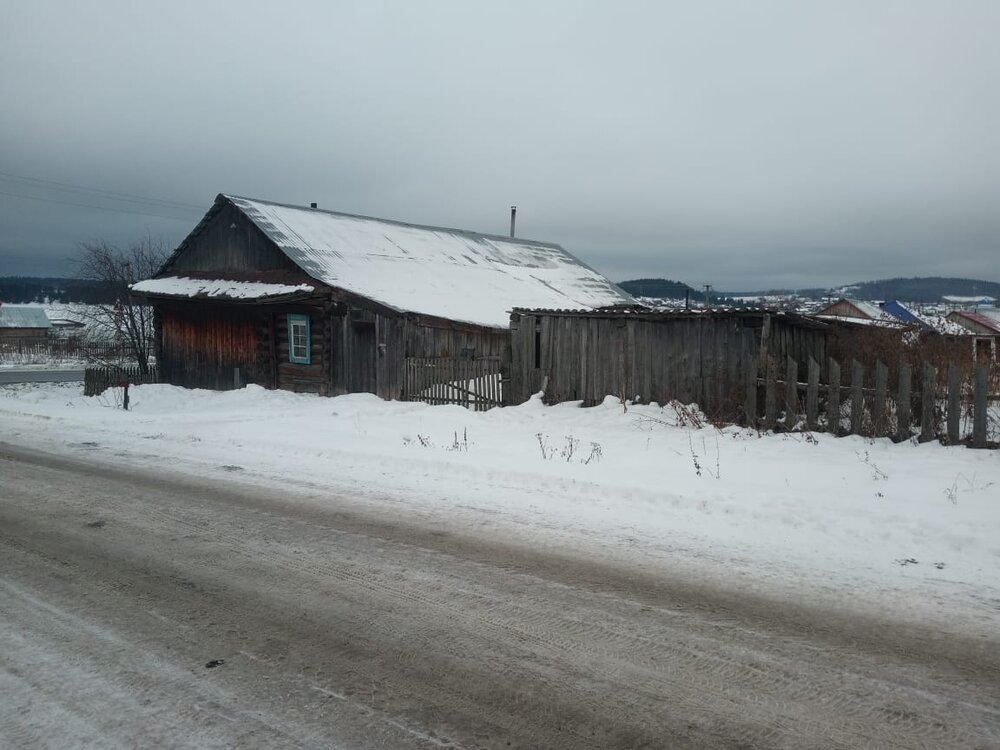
[131,277,314,301]
[226,195,633,328]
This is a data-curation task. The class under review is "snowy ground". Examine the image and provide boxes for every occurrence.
[2,382,998,640]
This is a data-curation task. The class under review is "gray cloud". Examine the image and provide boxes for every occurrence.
[2,1,998,290]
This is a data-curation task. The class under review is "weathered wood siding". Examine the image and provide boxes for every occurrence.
[158,303,264,390]
[327,306,508,401]
[765,316,828,381]
[510,311,826,416]
[818,300,868,318]
[166,202,304,275]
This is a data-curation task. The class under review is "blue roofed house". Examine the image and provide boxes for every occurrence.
[879,300,931,329]
[814,298,903,327]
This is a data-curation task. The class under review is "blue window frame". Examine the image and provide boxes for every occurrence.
[287,314,311,364]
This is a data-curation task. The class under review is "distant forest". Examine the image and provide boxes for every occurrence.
[0,277,114,304]
[620,276,1000,303]
[841,277,1000,303]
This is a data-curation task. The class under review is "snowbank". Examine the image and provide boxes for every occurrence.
[2,383,998,638]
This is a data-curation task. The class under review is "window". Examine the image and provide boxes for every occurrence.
[288,314,311,364]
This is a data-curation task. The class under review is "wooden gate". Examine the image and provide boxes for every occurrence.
[404,357,502,411]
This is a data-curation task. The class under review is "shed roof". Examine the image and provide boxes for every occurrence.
[0,305,51,329]
[160,195,634,328]
[511,306,830,329]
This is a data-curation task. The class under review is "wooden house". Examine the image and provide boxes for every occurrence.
[132,194,632,400]
[0,304,51,343]
[508,307,828,415]
[946,310,1000,362]
[814,298,902,326]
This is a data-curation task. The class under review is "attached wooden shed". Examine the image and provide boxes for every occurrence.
[133,194,632,401]
[509,307,828,415]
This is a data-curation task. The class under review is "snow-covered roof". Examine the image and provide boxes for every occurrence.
[880,300,928,328]
[943,295,996,304]
[921,314,972,336]
[212,195,633,328]
[0,305,51,329]
[131,277,315,301]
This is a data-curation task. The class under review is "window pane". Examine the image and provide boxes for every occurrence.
[289,317,309,363]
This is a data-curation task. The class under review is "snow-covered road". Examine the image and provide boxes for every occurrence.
[2,444,999,749]
[2,382,998,639]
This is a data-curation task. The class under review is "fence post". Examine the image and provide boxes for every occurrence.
[897,364,912,441]
[785,356,798,431]
[764,359,777,430]
[874,361,888,437]
[920,363,937,443]
[806,357,819,431]
[745,361,758,429]
[947,363,961,445]
[850,359,864,435]
[828,359,841,435]
[972,364,988,449]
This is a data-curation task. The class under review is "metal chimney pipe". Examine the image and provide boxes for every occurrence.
[510,206,517,238]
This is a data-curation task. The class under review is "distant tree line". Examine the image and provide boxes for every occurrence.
[0,276,116,304]
[619,276,1000,303]
[846,277,1000,303]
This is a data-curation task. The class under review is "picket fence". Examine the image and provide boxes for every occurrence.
[84,365,160,396]
[403,356,503,411]
[0,336,144,363]
[746,357,996,448]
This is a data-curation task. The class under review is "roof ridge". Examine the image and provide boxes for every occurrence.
[223,194,565,250]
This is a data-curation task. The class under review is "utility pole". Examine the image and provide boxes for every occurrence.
[703,284,712,308]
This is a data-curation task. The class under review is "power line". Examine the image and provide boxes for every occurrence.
[0,170,205,212]
[0,189,202,222]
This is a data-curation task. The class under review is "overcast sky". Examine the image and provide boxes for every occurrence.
[2,1,998,291]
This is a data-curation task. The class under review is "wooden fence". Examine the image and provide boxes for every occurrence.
[84,365,160,396]
[747,357,997,448]
[403,357,502,411]
[0,337,145,363]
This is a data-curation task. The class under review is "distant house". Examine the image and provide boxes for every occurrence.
[814,298,903,327]
[132,194,632,398]
[942,295,996,308]
[947,310,1000,362]
[879,300,931,329]
[0,304,51,343]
